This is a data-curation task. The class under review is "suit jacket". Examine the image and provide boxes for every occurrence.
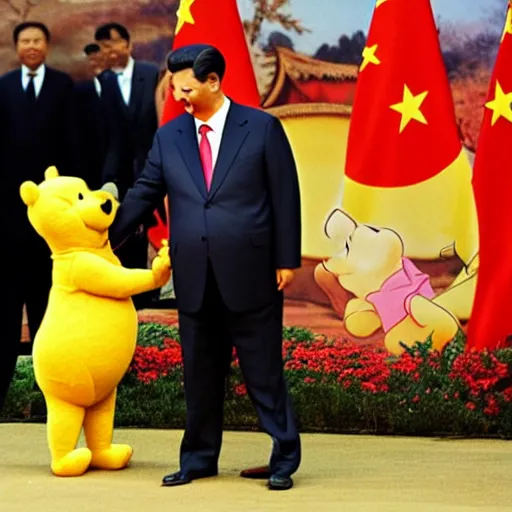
[74,79,108,190]
[0,66,79,241]
[110,101,302,313]
[99,60,159,198]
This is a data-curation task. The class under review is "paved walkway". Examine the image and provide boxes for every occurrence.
[1,424,512,511]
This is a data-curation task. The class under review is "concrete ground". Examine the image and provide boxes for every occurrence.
[1,424,512,512]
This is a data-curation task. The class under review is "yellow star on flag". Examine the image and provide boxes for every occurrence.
[360,44,381,72]
[176,0,196,35]
[390,84,429,133]
[376,0,389,7]
[485,80,512,126]
[501,4,512,43]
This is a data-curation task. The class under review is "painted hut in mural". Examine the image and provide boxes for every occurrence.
[262,47,358,261]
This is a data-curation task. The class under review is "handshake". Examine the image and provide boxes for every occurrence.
[103,181,171,289]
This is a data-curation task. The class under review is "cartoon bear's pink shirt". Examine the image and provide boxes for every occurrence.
[366,258,435,332]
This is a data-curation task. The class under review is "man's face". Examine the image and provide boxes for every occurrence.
[16,27,48,70]
[98,29,131,68]
[86,51,105,76]
[171,68,219,116]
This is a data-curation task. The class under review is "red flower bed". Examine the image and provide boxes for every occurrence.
[131,338,182,384]
[5,323,512,435]
[112,323,512,434]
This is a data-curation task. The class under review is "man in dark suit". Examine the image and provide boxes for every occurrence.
[109,44,302,490]
[0,22,79,412]
[74,43,107,190]
[94,22,161,309]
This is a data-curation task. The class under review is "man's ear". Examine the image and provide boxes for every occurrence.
[20,181,40,207]
[207,73,220,91]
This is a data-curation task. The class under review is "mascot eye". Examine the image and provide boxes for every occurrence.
[78,193,84,200]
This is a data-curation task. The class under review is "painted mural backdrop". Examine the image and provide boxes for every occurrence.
[2,0,507,352]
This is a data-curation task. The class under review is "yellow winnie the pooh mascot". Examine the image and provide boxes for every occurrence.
[19,166,171,477]
[316,209,459,355]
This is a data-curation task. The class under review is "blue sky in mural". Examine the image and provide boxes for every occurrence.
[236,0,506,54]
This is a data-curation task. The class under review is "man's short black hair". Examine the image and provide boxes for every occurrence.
[13,22,51,44]
[167,44,226,83]
[94,22,130,43]
[83,43,101,55]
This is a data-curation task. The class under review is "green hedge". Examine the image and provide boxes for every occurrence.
[3,323,512,437]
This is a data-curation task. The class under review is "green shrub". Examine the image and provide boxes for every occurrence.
[3,322,512,437]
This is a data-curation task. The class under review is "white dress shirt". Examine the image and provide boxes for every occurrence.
[93,76,101,97]
[21,63,45,97]
[193,96,231,170]
[112,56,134,105]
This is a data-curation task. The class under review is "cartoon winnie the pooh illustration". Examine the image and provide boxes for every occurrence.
[19,166,171,477]
[315,209,459,354]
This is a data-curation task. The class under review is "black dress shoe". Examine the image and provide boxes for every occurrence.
[161,471,191,487]
[268,475,293,491]
[161,468,218,487]
[240,466,271,479]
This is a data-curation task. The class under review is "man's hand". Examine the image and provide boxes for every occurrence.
[276,269,295,291]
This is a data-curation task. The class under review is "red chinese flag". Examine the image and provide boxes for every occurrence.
[149,0,261,251]
[466,2,512,351]
[160,0,260,124]
[344,0,463,189]
[341,0,478,267]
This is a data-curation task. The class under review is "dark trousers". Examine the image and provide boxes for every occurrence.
[177,262,301,477]
[0,238,52,413]
[114,229,160,310]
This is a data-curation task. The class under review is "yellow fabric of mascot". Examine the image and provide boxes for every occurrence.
[19,166,171,477]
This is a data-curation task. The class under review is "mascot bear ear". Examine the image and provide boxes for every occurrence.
[44,166,59,180]
[20,181,40,207]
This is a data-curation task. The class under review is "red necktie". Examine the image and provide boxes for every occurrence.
[198,124,213,190]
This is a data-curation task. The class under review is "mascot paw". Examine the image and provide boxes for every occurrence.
[51,447,92,477]
[152,239,171,287]
[90,444,133,470]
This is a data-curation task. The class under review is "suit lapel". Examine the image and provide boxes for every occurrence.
[13,69,29,109]
[176,114,208,198]
[175,102,250,200]
[36,68,51,106]
[208,102,249,199]
[128,62,144,118]
[101,70,129,116]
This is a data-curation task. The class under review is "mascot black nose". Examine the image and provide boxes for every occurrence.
[101,199,112,215]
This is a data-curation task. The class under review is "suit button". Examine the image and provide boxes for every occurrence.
[201,236,207,241]
[204,201,212,209]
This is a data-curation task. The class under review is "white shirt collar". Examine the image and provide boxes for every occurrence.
[113,56,134,79]
[21,63,45,79]
[194,96,231,135]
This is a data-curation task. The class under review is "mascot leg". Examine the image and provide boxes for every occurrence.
[84,389,133,470]
[46,395,92,477]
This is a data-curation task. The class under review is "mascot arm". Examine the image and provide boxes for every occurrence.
[70,253,160,299]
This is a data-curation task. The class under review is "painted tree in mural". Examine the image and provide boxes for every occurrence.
[244,0,309,45]
[314,31,367,65]
[438,0,506,151]
[5,0,42,21]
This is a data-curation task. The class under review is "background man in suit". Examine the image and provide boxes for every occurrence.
[83,42,105,78]
[109,44,302,491]
[75,43,107,190]
[0,22,79,412]
[94,22,161,309]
